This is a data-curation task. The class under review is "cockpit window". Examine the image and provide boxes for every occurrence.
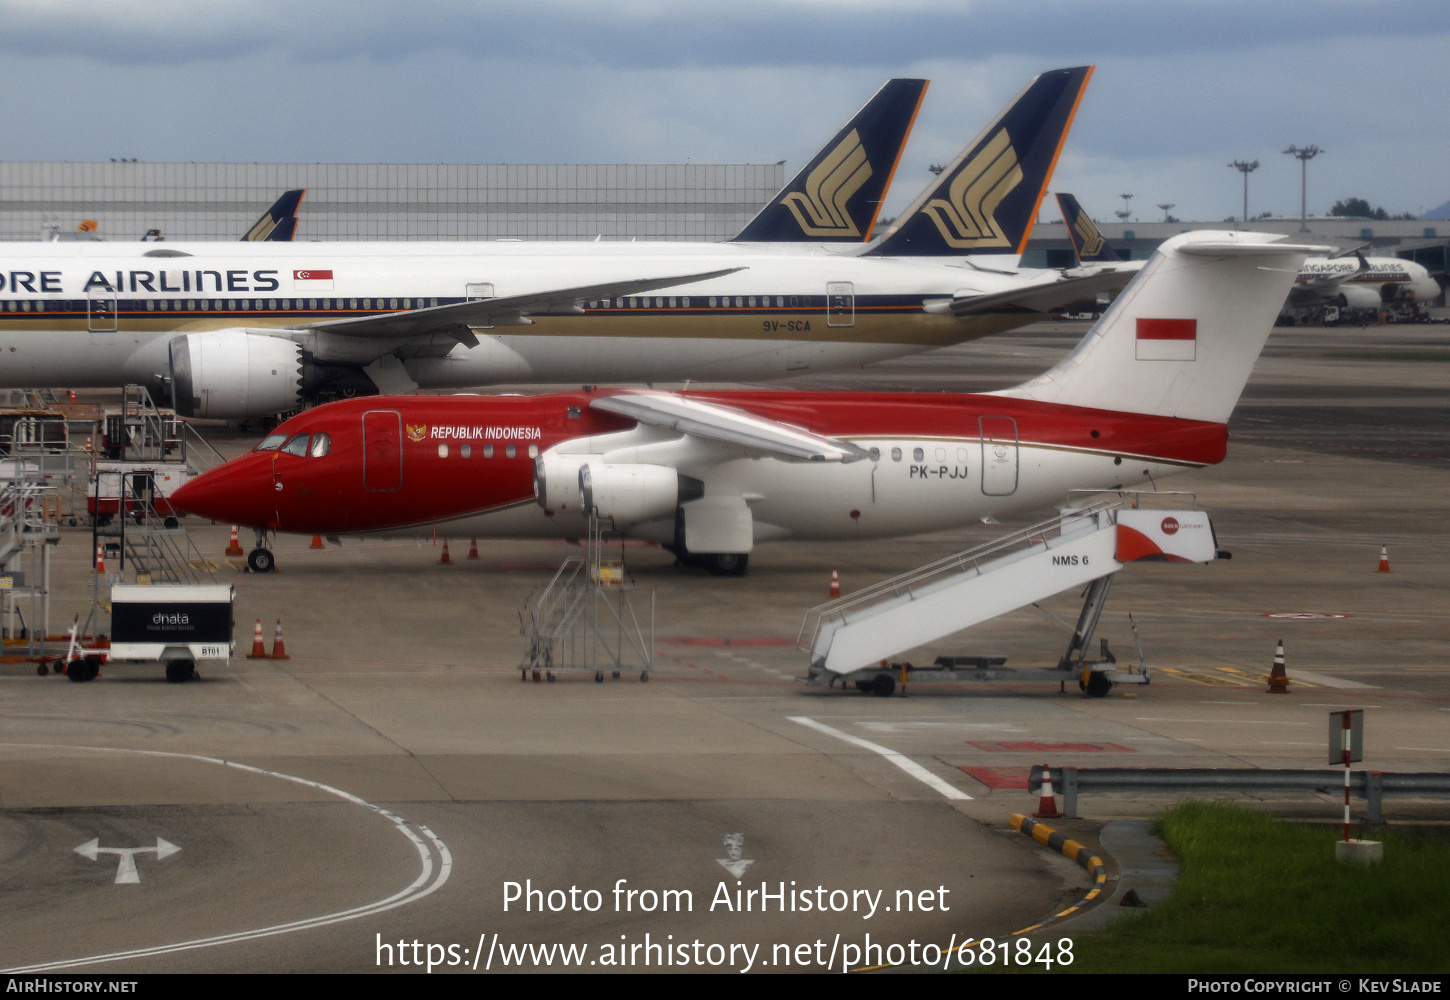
[309,432,331,458]
[256,433,288,452]
[279,434,310,457]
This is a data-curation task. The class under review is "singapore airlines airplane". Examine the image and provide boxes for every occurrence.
[0,68,1114,419]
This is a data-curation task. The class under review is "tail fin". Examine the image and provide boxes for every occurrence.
[998,231,1327,423]
[868,66,1092,257]
[1056,193,1122,263]
[732,79,928,243]
[240,189,305,242]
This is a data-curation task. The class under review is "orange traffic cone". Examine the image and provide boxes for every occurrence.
[95,542,105,574]
[270,619,289,659]
[246,618,268,659]
[1266,639,1290,694]
[829,569,841,598]
[1033,763,1064,818]
[439,540,452,565]
[225,525,244,556]
[84,436,92,452]
[1377,546,1390,573]
[467,538,480,560]
[310,534,325,550]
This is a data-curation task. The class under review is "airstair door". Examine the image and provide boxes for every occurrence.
[979,415,1018,496]
[363,410,403,492]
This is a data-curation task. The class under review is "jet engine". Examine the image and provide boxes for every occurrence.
[578,462,680,527]
[169,331,304,418]
[1336,284,1386,311]
[533,452,593,513]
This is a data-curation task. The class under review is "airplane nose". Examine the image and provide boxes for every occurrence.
[172,456,274,527]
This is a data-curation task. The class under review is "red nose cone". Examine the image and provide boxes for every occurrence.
[173,455,275,528]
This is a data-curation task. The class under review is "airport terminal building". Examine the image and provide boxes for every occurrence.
[0,160,787,242]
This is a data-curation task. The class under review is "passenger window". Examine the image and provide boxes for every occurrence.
[484,445,494,458]
[256,433,287,452]
[869,447,880,462]
[438,444,449,458]
[913,447,924,462]
[461,444,471,458]
[279,434,309,457]
[528,444,539,458]
[891,447,902,462]
[506,444,517,458]
[935,447,946,462]
[309,433,331,457]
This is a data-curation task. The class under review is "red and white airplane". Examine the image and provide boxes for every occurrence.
[172,230,1322,573]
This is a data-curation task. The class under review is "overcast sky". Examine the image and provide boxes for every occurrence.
[2,0,1446,223]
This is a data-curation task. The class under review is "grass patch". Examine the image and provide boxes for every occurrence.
[1062,803,1450,974]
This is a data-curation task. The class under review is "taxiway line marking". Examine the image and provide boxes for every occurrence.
[0,742,452,974]
[788,716,972,800]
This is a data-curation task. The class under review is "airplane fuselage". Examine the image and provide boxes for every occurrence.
[172,391,1226,546]
[0,240,1057,396]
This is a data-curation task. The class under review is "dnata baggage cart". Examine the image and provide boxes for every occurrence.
[108,583,234,682]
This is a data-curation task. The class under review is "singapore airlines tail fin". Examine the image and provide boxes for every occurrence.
[241,189,305,242]
[732,78,928,243]
[998,231,1327,423]
[1056,192,1123,263]
[868,66,1092,257]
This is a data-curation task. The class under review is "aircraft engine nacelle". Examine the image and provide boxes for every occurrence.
[1336,285,1384,311]
[578,462,679,527]
[169,330,304,419]
[533,452,593,513]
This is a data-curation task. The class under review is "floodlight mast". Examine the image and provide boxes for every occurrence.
[1283,145,1322,232]
[1229,159,1259,224]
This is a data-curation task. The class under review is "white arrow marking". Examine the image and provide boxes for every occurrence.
[74,837,181,883]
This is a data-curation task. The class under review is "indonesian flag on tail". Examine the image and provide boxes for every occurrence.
[1135,317,1196,361]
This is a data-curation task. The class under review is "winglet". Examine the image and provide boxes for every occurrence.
[869,67,1093,257]
[1056,192,1123,263]
[732,79,929,244]
[241,189,306,242]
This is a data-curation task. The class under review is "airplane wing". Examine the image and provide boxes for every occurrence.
[591,392,871,463]
[946,269,1133,317]
[290,267,745,346]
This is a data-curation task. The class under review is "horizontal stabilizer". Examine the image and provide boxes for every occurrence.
[948,269,1132,317]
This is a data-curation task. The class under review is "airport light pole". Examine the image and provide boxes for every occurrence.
[1119,193,1134,222]
[1229,159,1258,224]
[1157,203,1175,222]
[1283,145,1322,232]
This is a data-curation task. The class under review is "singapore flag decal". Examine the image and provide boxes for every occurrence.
[294,268,334,291]
[1135,317,1196,361]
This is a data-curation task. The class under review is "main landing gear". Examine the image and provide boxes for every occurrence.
[248,529,275,573]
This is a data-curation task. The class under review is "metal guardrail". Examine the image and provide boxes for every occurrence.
[1028,766,1450,823]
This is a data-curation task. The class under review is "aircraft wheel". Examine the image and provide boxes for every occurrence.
[871,673,895,697]
[163,516,179,529]
[595,671,604,683]
[703,553,748,576]
[640,671,650,683]
[247,548,275,573]
[65,657,100,683]
[611,670,621,679]
[37,662,49,676]
[165,659,196,683]
[1080,670,1112,698]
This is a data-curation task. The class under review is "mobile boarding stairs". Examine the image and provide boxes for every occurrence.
[798,493,1223,697]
